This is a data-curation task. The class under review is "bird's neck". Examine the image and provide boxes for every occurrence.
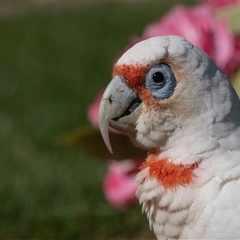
[140,152,198,188]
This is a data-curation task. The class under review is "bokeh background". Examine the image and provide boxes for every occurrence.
[4,1,233,239]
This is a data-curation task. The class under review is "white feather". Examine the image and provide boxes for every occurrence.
[116,36,240,239]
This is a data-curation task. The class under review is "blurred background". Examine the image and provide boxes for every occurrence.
[4,0,240,239]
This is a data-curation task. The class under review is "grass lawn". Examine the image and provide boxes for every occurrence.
[0,2,194,239]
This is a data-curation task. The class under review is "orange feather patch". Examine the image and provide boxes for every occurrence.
[113,64,148,91]
[140,154,198,188]
[113,64,157,104]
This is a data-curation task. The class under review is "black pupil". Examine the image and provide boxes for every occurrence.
[153,71,165,84]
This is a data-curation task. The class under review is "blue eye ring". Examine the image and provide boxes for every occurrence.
[145,63,177,100]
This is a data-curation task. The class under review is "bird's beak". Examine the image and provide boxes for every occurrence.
[98,75,142,153]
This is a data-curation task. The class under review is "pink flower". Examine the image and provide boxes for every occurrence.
[123,4,240,77]
[103,159,143,210]
[87,90,104,128]
[202,0,240,9]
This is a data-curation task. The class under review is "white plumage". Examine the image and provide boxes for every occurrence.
[99,36,240,239]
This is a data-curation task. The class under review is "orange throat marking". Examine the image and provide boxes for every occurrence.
[140,154,198,188]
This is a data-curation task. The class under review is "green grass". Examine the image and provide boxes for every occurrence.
[0,2,194,239]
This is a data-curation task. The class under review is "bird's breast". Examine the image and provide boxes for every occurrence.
[135,154,200,238]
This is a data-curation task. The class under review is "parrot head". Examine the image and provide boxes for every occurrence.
[98,36,240,157]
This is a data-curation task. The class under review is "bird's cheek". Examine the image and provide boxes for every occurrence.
[139,89,158,107]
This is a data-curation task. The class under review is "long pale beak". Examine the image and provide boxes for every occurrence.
[98,75,142,153]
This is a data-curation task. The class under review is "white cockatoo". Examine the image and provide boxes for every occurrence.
[98,35,240,239]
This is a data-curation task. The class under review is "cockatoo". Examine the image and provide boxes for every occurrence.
[98,35,240,239]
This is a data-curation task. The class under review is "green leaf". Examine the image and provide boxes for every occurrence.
[232,68,240,97]
[216,4,240,34]
[56,126,147,161]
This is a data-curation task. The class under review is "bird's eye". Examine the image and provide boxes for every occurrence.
[152,72,165,84]
[145,63,177,100]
